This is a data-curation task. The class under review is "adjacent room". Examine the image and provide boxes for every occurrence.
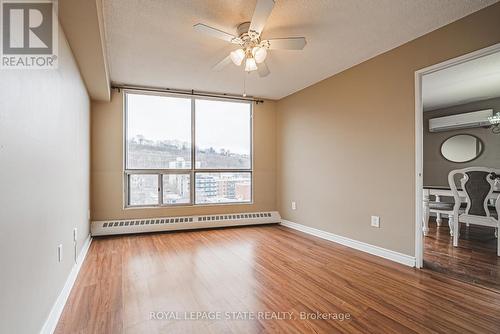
[421,50,500,291]
[1,1,500,333]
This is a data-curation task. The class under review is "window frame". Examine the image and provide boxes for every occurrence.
[123,90,253,208]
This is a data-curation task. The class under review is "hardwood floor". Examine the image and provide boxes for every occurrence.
[56,224,500,334]
[424,218,500,291]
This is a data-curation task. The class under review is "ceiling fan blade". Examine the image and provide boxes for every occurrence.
[193,23,235,42]
[212,55,233,71]
[249,0,275,35]
[267,37,307,50]
[257,62,270,77]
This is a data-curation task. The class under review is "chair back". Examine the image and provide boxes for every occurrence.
[448,167,500,222]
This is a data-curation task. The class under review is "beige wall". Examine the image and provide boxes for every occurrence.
[276,3,500,256]
[0,28,90,333]
[424,97,500,187]
[91,91,276,220]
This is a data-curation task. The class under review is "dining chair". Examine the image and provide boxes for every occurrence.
[449,167,500,256]
[423,198,465,237]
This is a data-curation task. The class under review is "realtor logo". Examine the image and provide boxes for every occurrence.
[1,0,58,69]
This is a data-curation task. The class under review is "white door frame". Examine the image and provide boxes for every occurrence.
[414,43,500,268]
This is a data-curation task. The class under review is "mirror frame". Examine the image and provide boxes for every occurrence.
[440,134,484,163]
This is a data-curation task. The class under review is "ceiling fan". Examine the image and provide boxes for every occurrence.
[193,0,306,77]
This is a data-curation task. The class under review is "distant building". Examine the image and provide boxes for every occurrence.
[168,157,190,169]
[235,183,251,201]
[195,174,218,201]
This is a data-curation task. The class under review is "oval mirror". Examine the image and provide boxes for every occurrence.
[440,134,483,163]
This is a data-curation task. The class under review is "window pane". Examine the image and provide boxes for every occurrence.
[195,172,251,204]
[127,93,191,169]
[163,174,190,204]
[129,174,158,206]
[195,99,251,169]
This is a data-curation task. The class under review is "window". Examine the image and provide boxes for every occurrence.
[125,92,252,207]
[127,93,191,169]
[195,99,251,169]
[128,174,158,206]
[195,172,251,205]
[163,174,190,204]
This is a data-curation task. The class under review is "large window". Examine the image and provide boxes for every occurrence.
[125,92,252,207]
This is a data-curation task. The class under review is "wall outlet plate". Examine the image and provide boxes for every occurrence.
[57,244,63,262]
[291,201,297,210]
[371,216,380,228]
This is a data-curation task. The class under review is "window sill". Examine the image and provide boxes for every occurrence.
[123,201,254,210]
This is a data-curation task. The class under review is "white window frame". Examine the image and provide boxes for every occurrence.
[123,90,254,208]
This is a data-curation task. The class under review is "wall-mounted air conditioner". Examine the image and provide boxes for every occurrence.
[429,109,493,132]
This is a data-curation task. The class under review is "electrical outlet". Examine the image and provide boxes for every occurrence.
[291,201,297,210]
[57,244,63,262]
[371,216,380,228]
[73,228,78,263]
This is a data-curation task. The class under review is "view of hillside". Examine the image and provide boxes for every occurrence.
[127,136,250,169]
[126,136,251,206]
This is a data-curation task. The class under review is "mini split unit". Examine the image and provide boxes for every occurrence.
[429,109,493,132]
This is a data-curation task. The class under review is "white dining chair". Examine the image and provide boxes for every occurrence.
[449,167,500,256]
[423,199,464,236]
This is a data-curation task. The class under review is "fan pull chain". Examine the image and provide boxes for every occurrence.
[243,72,247,97]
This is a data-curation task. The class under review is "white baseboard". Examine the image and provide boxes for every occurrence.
[280,220,416,267]
[40,234,93,334]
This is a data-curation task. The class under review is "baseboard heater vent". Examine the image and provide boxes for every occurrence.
[91,211,281,236]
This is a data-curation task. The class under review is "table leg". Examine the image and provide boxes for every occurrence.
[435,195,442,226]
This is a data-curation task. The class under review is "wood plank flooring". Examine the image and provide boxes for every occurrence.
[55,224,500,333]
[424,218,500,291]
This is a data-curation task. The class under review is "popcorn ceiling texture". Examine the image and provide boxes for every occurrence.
[102,0,497,99]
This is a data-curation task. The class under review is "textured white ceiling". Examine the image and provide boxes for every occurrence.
[102,0,498,100]
[423,51,500,111]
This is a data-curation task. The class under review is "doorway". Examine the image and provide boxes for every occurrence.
[415,43,500,290]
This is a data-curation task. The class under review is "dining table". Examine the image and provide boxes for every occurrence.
[422,185,500,235]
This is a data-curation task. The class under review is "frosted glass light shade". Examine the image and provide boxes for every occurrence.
[252,47,267,63]
[245,57,257,72]
[230,49,245,66]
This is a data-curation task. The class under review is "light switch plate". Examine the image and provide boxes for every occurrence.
[371,216,380,228]
[291,201,297,210]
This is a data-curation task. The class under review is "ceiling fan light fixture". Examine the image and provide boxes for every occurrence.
[230,49,245,66]
[194,0,306,78]
[252,46,267,63]
[245,57,258,72]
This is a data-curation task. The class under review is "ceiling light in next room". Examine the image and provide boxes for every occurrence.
[489,112,500,124]
[489,112,500,134]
